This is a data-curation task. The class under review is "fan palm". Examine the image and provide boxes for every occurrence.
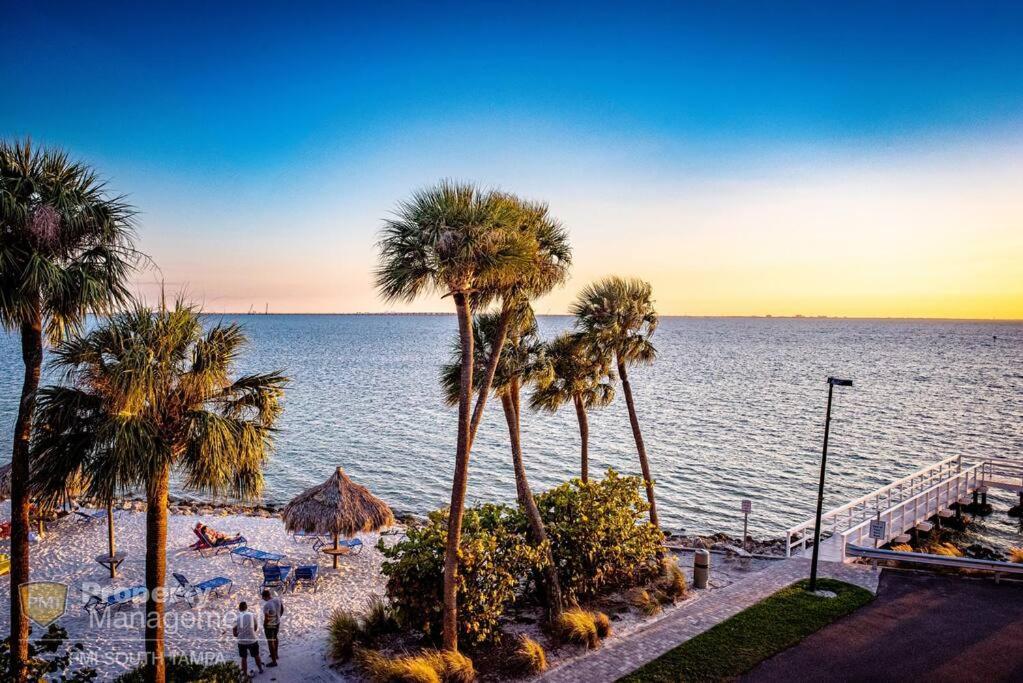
[571,277,660,528]
[0,138,139,680]
[467,199,571,447]
[30,301,286,683]
[375,180,534,651]
[531,333,615,483]
[441,307,564,617]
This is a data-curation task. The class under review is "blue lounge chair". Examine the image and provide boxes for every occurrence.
[190,526,246,557]
[230,546,285,567]
[293,529,329,551]
[262,564,292,592]
[292,565,319,592]
[82,585,146,614]
[73,509,108,525]
[172,572,233,607]
[341,538,363,555]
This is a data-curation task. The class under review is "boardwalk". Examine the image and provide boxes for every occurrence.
[540,559,879,683]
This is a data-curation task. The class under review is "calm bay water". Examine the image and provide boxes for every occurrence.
[2,315,1021,542]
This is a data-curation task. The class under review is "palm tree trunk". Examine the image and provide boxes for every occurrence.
[573,394,590,483]
[468,304,511,447]
[617,360,659,529]
[442,291,474,652]
[9,312,42,682]
[503,384,563,618]
[144,465,170,683]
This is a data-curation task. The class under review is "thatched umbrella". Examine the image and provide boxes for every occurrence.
[282,467,394,568]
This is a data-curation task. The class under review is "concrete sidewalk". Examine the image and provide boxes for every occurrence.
[540,558,879,683]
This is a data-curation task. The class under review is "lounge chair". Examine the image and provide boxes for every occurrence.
[262,564,292,592]
[82,585,146,614]
[190,526,246,557]
[291,565,318,592]
[340,538,364,555]
[231,546,285,567]
[73,508,108,525]
[172,572,233,607]
[0,553,9,576]
[293,529,329,551]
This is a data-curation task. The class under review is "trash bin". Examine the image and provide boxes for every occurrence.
[694,549,710,589]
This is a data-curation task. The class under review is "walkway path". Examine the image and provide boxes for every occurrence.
[540,559,879,683]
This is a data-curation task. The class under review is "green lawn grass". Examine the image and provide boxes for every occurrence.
[619,578,873,683]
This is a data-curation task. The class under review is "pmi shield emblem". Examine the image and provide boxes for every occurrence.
[20,581,69,627]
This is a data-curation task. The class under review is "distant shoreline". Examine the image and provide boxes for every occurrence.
[200,312,1023,323]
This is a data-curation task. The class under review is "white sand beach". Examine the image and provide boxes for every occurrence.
[0,501,392,681]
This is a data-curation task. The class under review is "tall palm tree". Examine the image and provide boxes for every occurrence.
[30,301,286,683]
[441,308,564,617]
[375,180,533,651]
[572,277,660,528]
[467,198,571,447]
[530,332,615,483]
[0,139,139,680]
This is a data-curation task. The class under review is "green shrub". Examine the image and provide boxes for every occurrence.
[113,657,241,682]
[535,469,665,601]
[0,625,97,682]
[380,504,544,644]
[328,597,399,662]
[511,635,548,674]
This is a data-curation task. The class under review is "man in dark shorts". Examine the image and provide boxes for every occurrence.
[261,589,284,667]
[233,601,264,679]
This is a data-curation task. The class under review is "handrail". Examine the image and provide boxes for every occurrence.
[840,464,981,549]
[785,454,964,556]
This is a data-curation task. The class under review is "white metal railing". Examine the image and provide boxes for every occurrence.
[841,464,982,551]
[785,455,964,557]
[980,458,1023,490]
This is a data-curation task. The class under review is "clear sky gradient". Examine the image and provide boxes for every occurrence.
[5,2,1022,318]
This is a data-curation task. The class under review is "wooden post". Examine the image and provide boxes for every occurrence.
[332,532,339,569]
[107,500,116,578]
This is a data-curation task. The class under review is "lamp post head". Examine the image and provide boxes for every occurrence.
[828,377,853,387]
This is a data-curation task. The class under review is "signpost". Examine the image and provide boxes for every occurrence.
[741,499,752,552]
[869,517,887,549]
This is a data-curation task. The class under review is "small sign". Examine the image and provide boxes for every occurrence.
[869,519,887,540]
[741,499,752,514]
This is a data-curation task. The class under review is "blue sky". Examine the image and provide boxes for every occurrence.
[4,2,1022,316]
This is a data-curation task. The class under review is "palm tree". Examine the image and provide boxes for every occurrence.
[572,277,660,528]
[30,301,286,683]
[0,138,139,680]
[375,180,533,651]
[530,332,615,483]
[441,307,564,617]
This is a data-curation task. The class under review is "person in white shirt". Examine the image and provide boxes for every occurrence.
[233,601,264,679]
[261,589,284,667]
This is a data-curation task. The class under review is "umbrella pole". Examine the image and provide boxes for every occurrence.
[333,533,339,569]
[107,499,116,578]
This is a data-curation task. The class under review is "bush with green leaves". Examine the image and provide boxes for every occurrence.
[0,625,97,682]
[113,657,241,682]
[380,503,544,645]
[535,469,665,601]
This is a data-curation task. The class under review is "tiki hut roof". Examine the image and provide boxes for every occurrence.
[282,467,394,537]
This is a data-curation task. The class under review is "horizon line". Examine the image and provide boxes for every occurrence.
[199,312,1023,323]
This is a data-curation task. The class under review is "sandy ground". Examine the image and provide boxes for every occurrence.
[0,501,392,681]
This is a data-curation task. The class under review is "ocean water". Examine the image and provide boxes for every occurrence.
[1,315,1021,544]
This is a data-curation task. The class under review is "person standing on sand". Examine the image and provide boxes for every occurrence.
[234,601,264,679]
[261,589,284,667]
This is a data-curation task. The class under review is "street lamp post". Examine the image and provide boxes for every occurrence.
[808,376,853,593]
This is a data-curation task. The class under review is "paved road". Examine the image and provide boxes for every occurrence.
[746,571,1023,683]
